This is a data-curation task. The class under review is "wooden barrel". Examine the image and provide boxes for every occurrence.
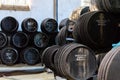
[47,33,58,46]
[54,43,97,80]
[111,15,120,42]
[1,16,18,34]
[56,21,75,46]
[41,45,60,72]
[22,18,38,33]
[80,6,90,15]
[12,31,29,48]
[73,11,119,52]
[56,27,67,46]
[34,32,49,48]
[92,0,120,13]
[58,18,69,30]
[98,46,120,80]
[41,43,97,80]
[41,18,58,34]
[0,47,18,65]
[21,47,40,65]
[0,32,7,49]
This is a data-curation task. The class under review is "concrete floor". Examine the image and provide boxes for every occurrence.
[0,73,66,80]
[0,64,66,80]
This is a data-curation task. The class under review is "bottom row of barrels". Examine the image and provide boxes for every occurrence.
[42,42,120,80]
[0,47,41,65]
[1,42,119,80]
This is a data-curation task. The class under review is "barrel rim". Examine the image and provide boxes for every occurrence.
[12,31,29,48]
[1,16,18,33]
[22,47,40,65]
[34,32,49,48]
[0,47,18,65]
[21,18,38,33]
[41,18,58,33]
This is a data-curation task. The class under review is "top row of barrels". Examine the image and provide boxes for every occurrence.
[0,16,58,34]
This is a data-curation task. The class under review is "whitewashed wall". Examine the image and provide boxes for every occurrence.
[0,0,81,31]
[58,0,81,23]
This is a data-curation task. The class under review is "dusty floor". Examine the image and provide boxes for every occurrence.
[0,73,66,80]
[0,64,66,80]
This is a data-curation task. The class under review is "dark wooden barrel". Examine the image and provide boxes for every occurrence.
[92,0,120,13]
[1,16,18,34]
[59,18,69,30]
[98,46,120,80]
[41,43,97,80]
[41,45,60,72]
[56,22,75,46]
[34,32,49,48]
[21,47,40,65]
[0,32,7,49]
[80,6,90,15]
[0,47,18,65]
[41,18,58,34]
[56,27,67,45]
[22,18,38,33]
[46,33,58,46]
[12,31,29,48]
[111,15,120,42]
[73,11,119,52]
[54,43,97,80]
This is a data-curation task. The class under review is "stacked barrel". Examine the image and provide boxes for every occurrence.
[0,16,19,65]
[41,0,120,80]
[0,16,58,66]
[56,18,75,46]
[41,17,98,80]
[41,18,58,46]
[89,0,120,80]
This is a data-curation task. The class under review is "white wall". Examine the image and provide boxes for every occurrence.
[0,0,81,31]
[58,0,81,23]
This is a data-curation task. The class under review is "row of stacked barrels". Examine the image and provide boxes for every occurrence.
[41,0,120,80]
[42,18,98,80]
[42,15,97,80]
[0,16,58,65]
